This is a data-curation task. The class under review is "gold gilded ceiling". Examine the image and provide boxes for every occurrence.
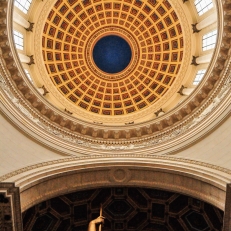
[42,0,184,116]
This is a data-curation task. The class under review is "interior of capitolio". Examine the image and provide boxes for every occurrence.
[0,0,231,230]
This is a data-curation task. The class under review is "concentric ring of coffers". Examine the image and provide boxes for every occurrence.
[85,26,139,81]
[41,0,185,117]
[5,2,227,144]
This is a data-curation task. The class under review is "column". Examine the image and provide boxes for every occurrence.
[196,53,213,64]
[18,53,30,63]
[182,88,194,96]
[223,184,231,231]
[13,11,30,29]
[192,12,217,33]
[191,52,213,66]
[197,12,217,31]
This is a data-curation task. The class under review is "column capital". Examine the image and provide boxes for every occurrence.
[177,85,187,96]
[192,23,201,33]
[25,21,34,32]
[27,55,35,65]
[154,108,165,117]
[191,56,199,66]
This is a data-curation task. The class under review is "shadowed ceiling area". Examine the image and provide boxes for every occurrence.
[22,187,224,231]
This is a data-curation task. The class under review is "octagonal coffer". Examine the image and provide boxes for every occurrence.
[50,197,70,215]
[105,199,134,218]
[32,213,58,231]
[183,211,210,231]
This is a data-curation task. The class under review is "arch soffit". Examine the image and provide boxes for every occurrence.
[2,157,230,212]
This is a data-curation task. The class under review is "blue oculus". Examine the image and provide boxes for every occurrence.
[93,35,132,74]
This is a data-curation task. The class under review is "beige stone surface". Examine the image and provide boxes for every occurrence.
[0,114,66,176]
[0,112,231,178]
[176,116,231,169]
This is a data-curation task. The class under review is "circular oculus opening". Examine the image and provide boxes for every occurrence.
[93,35,132,74]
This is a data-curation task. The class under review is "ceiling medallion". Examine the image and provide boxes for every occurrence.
[85,26,139,81]
[93,35,132,74]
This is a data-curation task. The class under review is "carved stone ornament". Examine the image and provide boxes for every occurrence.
[177,85,186,96]
[192,23,201,33]
[191,56,199,66]
[25,21,34,32]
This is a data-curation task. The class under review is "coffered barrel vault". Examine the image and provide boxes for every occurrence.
[22,187,224,231]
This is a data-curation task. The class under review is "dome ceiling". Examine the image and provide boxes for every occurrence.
[41,0,186,118]
[1,0,230,151]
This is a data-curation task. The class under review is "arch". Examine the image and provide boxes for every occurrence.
[5,157,230,212]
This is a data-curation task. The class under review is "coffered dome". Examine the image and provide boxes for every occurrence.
[40,0,186,119]
[0,0,230,152]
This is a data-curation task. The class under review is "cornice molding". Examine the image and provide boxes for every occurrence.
[1,154,231,183]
